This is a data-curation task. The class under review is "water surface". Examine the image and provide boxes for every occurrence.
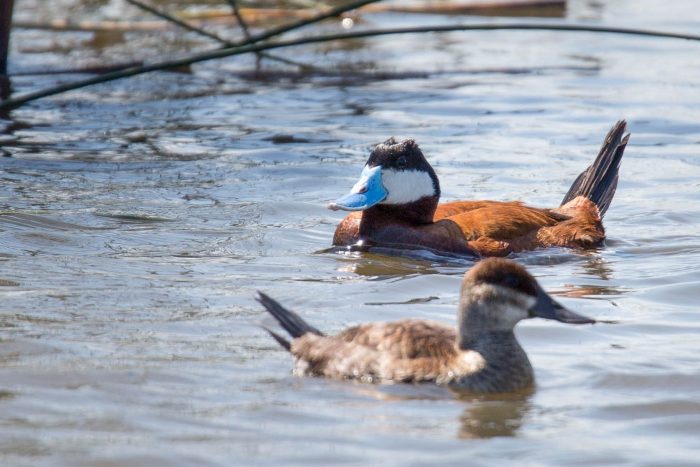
[2,1,700,465]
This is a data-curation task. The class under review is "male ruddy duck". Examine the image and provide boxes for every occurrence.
[258,258,595,393]
[329,121,629,257]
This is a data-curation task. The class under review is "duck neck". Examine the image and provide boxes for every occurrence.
[456,300,533,391]
[457,299,520,350]
[360,195,439,227]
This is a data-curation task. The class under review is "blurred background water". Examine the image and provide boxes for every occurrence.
[1,0,700,465]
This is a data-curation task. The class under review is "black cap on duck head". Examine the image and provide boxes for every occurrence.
[463,258,596,326]
[367,138,436,174]
[328,138,441,212]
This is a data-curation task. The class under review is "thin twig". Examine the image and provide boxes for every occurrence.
[227,0,267,65]
[228,0,266,69]
[12,61,144,76]
[226,0,318,70]
[2,23,700,111]
[231,0,379,46]
[125,0,233,46]
[227,0,253,40]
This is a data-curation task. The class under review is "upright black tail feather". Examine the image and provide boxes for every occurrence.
[561,120,629,218]
[257,292,323,348]
[263,326,291,351]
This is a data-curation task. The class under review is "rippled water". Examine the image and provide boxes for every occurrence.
[2,0,700,465]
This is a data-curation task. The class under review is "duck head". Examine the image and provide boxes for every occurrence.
[458,258,594,346]
[328,138,441,216]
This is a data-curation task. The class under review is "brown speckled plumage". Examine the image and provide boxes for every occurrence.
[258,258,595,394]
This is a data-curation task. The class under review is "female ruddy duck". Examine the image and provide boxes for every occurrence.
[329,121,629,257]
[258,258,595,393]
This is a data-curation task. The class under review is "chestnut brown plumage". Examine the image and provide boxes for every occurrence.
[331,121,629,257]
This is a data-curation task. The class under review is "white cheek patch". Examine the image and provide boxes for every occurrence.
[380,169,436,205]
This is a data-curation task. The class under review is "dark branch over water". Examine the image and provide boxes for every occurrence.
[1,23,700,111]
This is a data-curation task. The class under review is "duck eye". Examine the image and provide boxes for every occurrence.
[396,156,407,168]
[503,274,520,288]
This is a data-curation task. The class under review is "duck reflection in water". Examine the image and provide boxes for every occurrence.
[349,384,533,439]
[258,258,595,394]
[457,392,532,439]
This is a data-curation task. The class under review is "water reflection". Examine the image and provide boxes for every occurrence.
[0,212,98,231]
[324,237,625,279]
[579,256,614,281]
[456,391,533,439]
[0,76,9,101]
[337,255,440,278]
[365,296,439,306]
[551,255,629,298]
[326,246,624,287]
[552,284,626,299]
[322,246,474,278]
[349,383,532,439]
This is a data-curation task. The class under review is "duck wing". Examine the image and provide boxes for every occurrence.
[434,200,520,219]
[443,202,560,240]
[337,319,458,359]
[290,320,462,382]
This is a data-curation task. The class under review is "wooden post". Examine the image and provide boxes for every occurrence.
[0,0,14,76]
[0,0,13,99]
